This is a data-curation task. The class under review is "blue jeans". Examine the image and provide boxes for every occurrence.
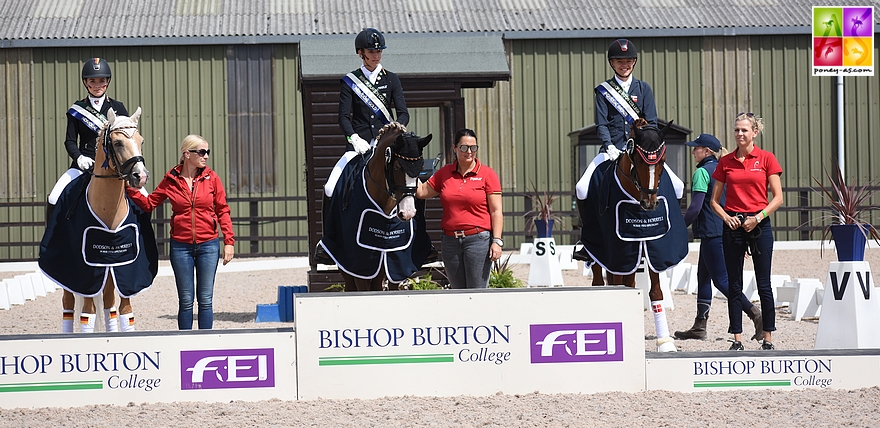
[722,217,775,335]
[441,231,492,289]
[169,238,220,330]
[696,236,754,319]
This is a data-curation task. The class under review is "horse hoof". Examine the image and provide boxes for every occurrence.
[657,339,677,352]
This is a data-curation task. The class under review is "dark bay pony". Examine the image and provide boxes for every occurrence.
[318,122,434,291]
[40,108,157,332]
[580,118,688,352]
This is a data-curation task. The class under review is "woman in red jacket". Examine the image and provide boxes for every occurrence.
[127,134,234,330]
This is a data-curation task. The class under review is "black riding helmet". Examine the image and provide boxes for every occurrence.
[82,58,112,80]
[607,39,638,60]
[355,28,386,53]
[82,58,112,96]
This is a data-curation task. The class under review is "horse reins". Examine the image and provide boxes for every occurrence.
[92,124,144,181]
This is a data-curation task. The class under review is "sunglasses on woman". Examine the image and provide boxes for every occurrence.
[188,149,211,156]
[458,145,479,153]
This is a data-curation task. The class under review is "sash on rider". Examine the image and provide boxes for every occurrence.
[596,79,640,125]
[68,100,108,134]
[343,69,393,126]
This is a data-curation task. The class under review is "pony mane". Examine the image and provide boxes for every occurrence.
[632,117,649,130]
[376,122,408,143]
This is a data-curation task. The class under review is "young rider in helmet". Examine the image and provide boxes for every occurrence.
[47,58,128,334]
[575,39,660,260]
[338,27,409,154]
[48,58,129,208]
[594,38,658,156]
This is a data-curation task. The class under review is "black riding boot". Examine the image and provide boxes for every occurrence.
[45,201,55,225]
[674,317,708,340]
[572,197,591,262]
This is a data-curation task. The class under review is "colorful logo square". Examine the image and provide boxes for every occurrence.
[813,6,874,76]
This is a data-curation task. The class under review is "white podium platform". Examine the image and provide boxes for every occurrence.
[527,237,564,287]
[815,261,880,349]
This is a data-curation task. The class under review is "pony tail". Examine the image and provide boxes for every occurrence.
[717,146,730,157]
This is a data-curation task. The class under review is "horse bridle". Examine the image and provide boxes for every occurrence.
[92,124,145,181]
[617,135,666,196]
[364,147,422,209]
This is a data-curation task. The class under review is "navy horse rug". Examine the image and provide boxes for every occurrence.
[580,159,687,275]
[319,150,432,283]
[39,174,158,298]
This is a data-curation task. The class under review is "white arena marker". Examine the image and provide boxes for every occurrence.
[815,261,880,349]
[527,238,564,287]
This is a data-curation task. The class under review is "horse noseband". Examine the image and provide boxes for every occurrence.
[95,125,144,180]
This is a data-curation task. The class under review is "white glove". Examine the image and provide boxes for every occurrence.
[349,134,371,154]
[76,155,95,171]
[605,144,621,160]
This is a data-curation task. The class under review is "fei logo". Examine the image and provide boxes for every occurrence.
[529,323,623,364]
[180,348,275,390]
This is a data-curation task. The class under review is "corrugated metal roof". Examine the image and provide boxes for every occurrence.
[2,0,879,45]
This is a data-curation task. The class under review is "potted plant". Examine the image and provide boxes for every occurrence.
[806,163,880,261]
[523,183,565,238]
[488,255,525,288]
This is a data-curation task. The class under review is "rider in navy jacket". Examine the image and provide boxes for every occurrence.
[594,39,658,152]
[338,28,409,152]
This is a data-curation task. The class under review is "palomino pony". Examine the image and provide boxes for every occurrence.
[39,107,157,332]
[318,122,434,291]
[578,118,688,352]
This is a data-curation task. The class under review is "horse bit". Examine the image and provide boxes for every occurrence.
[92,124,145,181]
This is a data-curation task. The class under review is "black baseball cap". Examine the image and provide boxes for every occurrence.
[685,134,721,152]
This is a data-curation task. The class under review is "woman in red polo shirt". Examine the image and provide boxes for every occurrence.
[710,113,783,351]
[416,129,503,289]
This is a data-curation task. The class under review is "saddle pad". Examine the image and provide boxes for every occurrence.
[579,159,687,275]
[39,174,158,298]
[319,153,432,283]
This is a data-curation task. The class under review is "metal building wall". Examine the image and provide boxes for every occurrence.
[750,35,880,240]
[263,43,309,256]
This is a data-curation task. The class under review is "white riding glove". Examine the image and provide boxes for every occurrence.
[605,144,621,161]
[349,134,371,155]
[76,155,95,171]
